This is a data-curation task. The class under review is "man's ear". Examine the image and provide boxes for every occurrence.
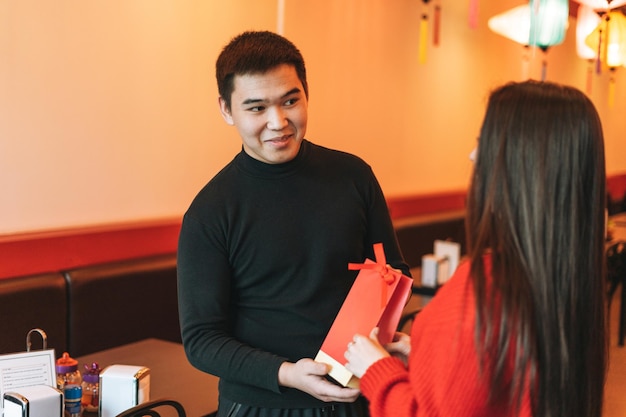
[218,96,234,126]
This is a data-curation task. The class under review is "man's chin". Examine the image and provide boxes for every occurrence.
[264,140,301,164]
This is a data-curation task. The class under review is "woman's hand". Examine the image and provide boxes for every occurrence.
[344,328,391,378]
[385,331,411,365]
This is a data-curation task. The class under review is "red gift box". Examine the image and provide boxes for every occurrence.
[315,243,413,388]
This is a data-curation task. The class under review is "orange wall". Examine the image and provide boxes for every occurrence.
[1,0,625,238]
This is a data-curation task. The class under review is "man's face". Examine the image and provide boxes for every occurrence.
[219,64,308,164]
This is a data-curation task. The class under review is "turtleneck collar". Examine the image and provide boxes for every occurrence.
[235,139,311,179]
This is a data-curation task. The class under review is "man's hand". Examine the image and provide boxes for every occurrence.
[278,358,361,403]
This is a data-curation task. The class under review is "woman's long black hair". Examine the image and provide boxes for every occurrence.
[466,80,608,417]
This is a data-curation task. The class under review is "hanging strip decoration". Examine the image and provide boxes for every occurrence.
[597,25,605,74]
[469,0,479,29]
[434,3,442,47]
[522,46,531,80]
[609,68,616,108]
[276,0,285,35]
[587,60,594,94]
[418,0,431,64]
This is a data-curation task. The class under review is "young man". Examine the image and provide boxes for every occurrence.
[177,31,409,417]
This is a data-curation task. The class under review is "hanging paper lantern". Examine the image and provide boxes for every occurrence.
[488,4,532,46]
[586,10,626,68]
[488,2,568,81]
[606,12,626,67]
[529,0,569,50]
[576,4,601,59]
[488,1,568,48]
[573,0,626,10]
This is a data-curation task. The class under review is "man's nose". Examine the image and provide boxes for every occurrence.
[267,107,288,130]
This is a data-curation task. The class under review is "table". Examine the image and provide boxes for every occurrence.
[611,212,626,241]
[77,338,218,417]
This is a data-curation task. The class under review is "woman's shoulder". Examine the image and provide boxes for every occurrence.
[413,259,476,332]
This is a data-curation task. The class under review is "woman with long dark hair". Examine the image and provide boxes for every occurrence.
[344,80,608,417]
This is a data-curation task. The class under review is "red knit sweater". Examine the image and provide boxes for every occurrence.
[359,259,532,417]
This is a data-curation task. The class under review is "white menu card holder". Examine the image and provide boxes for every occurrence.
[0,329,57,416]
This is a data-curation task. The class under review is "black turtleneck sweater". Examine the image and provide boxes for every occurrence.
[177,139,410,409]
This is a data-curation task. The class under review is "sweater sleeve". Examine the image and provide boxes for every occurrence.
[177,214,287,393]
[360,357,418,417]
[358,261,502,417]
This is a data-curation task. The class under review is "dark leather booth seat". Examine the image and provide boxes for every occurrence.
[609,192,626,216]
[394,210,466,269]
[0,273,68,355]
[64,254,180,357]
[1,209,466,358]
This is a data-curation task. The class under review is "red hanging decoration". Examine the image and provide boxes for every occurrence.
[469,0,479,29]
[586,60,594,95]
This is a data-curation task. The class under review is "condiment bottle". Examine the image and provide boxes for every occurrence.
[56,352,83,417]
[81,362,101,412]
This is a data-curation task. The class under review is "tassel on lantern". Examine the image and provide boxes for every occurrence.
[522,46,531,80]
[586,60,594,95]
[418,0,431,65]
[434,4,442,46]
[596,27,604,74]
[419,13,429,64]
[609,69,616,108]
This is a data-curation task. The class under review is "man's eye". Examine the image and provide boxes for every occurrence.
[248,106,265,112]
[284,98,298,106]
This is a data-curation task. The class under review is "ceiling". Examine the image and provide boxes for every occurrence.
[568,0,626,17]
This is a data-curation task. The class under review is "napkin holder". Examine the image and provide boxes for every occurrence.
[99,364,150,417]
[3,385,63,417]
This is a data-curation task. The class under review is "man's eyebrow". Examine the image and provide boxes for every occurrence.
[282,87,302,98]
[241,88,302,106]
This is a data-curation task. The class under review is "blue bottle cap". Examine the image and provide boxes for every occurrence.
[64,385,82,400]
